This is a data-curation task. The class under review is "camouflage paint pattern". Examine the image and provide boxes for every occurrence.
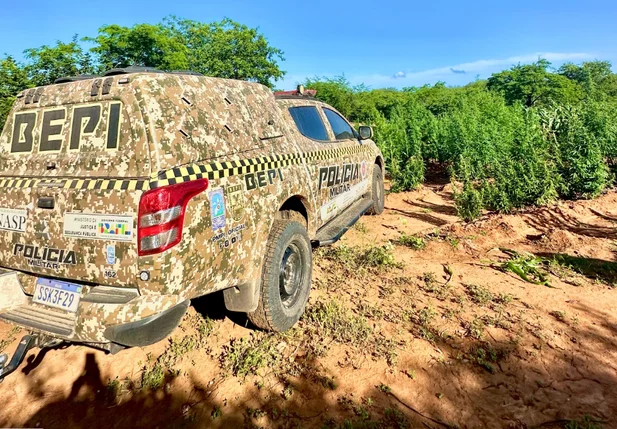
[0,73,383,344]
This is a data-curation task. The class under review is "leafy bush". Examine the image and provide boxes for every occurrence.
[305,60,617,221]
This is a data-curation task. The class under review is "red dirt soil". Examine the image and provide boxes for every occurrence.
[1,184,616,429]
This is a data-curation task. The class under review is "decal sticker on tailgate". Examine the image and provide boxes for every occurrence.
[63,213,133,241]
[0,207,27,233]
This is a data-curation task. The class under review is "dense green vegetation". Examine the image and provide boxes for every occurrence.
[305,60,617,219]
[1,17,616,220]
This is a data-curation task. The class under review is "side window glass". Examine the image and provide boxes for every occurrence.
[323,108,355,140]
[288,106,329,141]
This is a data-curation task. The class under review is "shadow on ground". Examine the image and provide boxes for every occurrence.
[538,252,617,285]
[523,207,617,239]
[3,302,613,429]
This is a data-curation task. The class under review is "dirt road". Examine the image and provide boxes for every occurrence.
[1,184,616,428]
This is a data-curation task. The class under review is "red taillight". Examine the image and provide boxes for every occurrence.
[138,179,209,256]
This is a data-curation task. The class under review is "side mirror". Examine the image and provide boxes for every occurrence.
[358,126,373,140]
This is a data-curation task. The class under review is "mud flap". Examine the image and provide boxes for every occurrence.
[223,280,260,312]
[0,271,28,313]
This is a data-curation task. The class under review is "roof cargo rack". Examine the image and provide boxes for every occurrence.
[103,66,163,76]
[170,70,203,76]
[54,74,99,84]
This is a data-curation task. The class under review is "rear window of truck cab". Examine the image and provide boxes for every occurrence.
[288,106,329,141]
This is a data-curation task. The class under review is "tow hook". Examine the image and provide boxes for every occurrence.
[0,335,37,382]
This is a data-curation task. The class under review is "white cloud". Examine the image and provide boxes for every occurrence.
[350,52,595,88]
[275,52,601,90]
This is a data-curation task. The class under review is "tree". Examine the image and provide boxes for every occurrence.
[85,23,188,72]
[24,36,94,86]
[169,17,285,86]
[86,17,285,87]
[303,75,357,118]
[487,59,582,107]
[558,60,612,85]
[559,60,615,99]
[0,56,31,129]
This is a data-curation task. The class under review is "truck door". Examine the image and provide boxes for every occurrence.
[317,106,371,220]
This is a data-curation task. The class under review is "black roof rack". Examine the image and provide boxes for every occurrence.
[54,74,100,84]
[170,70,203,76]
[103,66,163,76]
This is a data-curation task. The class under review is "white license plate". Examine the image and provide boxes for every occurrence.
[33,278,82,313]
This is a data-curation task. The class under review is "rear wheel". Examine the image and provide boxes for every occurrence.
[248,219,312,331]
[366,164,385,215]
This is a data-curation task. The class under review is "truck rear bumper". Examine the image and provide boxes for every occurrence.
[0,268,189,347]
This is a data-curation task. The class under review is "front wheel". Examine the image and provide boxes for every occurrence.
[366,164,385,215]
[248,219,312,332]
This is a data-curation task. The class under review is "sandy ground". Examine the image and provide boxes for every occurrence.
[0,183,616,429]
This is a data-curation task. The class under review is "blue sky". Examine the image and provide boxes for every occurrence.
[0,0,615,89]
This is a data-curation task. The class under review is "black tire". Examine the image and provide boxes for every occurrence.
[366,164,385,215]
[248,219,312,332]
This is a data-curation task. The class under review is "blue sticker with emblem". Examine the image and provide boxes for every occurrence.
[210,188,226,231]
[106,245,116,265]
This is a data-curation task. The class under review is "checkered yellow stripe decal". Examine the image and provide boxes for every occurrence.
[0,177,148,191]
[0,145,374,190]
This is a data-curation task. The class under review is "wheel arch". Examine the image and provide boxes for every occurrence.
[375,155,385,172]
[276,194,310,230]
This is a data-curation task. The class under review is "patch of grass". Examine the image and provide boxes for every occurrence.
[322,243,402,271]
[246,407,267,419]
[395,233,426,250]
[418,305,437,325]
[422,272,451,300]
[467,344,510,373]
[352,404,370,420]
[564,416,604,429]
[372,336,399,366]
[550,310,567,322]
[354,222,368,233]
[105,377,121,403]
[322,244,359,266]
[357,302,385,320]
[138,314,216,389]
[377,383,391,393]
[465,284,493,305]
[191,312,215,338]
[403,304,443,344]
[493,292,514,305]
[219,333,282,378]
[382,407,409,429]
[464,317,486,340]
[423,271,437,287]
[317,374,338,390]
[282,384,294,400]
[304,299,372,346]
[167,336,197,360]
[378,282,395,298]
[141,362,165,390]
[360,243,402,269]
[446,235,460,249]
[211,405,222,420]
[481,313,511,330]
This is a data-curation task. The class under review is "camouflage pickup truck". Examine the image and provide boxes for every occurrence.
[0,67,384,380]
